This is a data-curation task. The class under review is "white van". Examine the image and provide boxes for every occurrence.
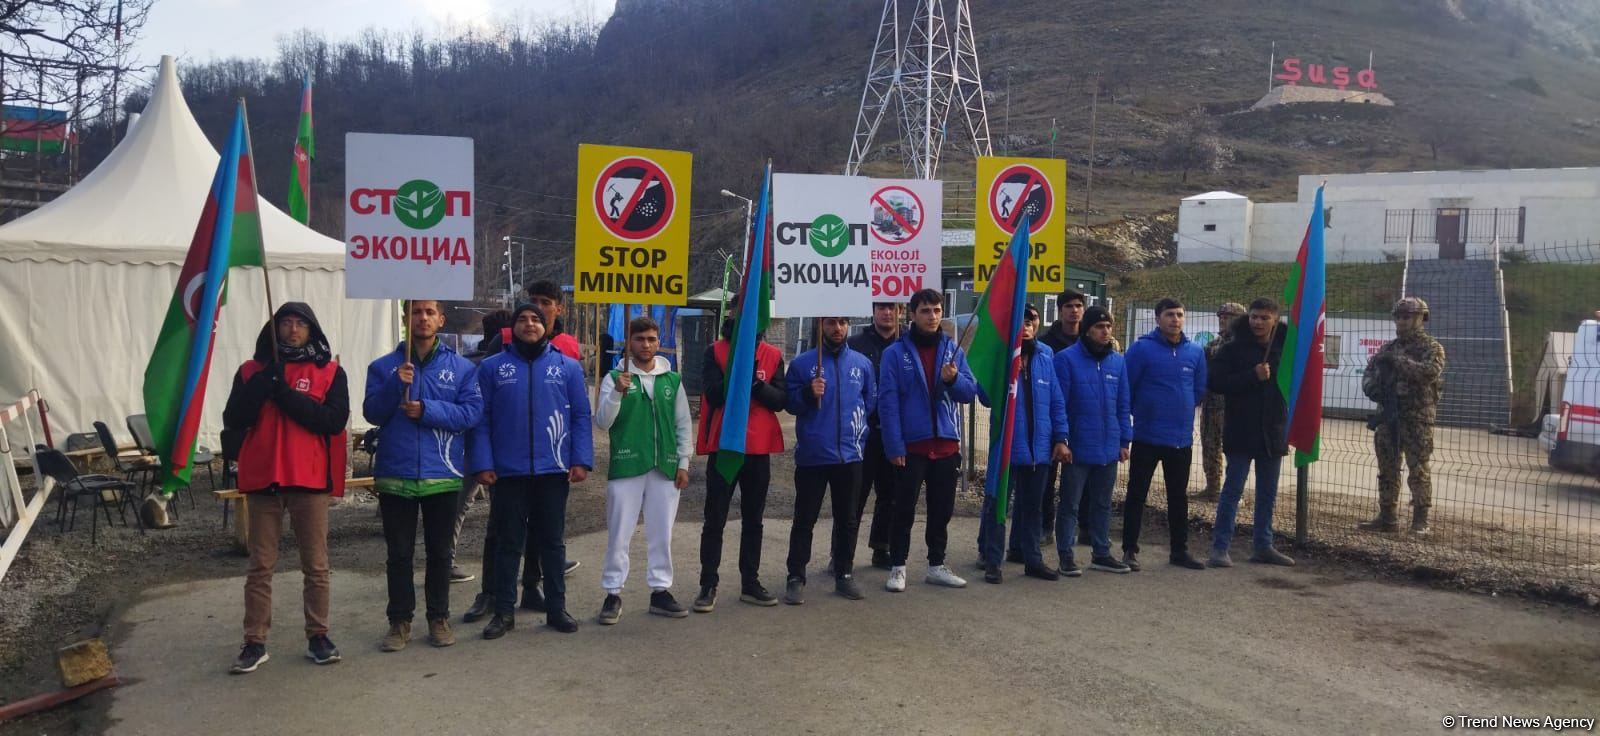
[1549,319,1600,475]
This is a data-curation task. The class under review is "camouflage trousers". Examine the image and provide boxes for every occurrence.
[1200,403,1225,493]
[1374,420,1434,509]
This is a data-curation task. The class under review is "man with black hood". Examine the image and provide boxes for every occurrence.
[1206,297,1294,568]
[222,302,350,674]
[468,304,593,638]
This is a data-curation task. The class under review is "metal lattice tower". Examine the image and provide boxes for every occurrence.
[845,0,992,180]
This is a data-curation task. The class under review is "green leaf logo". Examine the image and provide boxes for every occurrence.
[809,214,849,258]
[393,179,446,230]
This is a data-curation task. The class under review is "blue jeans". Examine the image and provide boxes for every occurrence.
[979,464,1048,568]
[490,474,570,616]
[1056,461,1117,560]
[1213,452,1283,553]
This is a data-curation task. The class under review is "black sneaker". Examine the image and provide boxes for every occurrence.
[649,590,689,618]
[520,586,547,613]
[563,560,581,577]
[870,549,892,570]
[1169,552,1206,570]
[449,566,475,584]
[692,585,717,613]
[783,576,805,605]
[463,592,493,623]
[1005,549,1025,564]
[482,612,514,639]
[1024,564,1061,581]
[740,583,778,607]
[835,575,865,600]
[1058,557,1083,578]
[229,643,268,674]
[546,609,579,633]
[305,635,341,665]
[983,565,1003,584]
[1090,555,1131,574]
[1123,552,1142,572]
[598,594,622,625]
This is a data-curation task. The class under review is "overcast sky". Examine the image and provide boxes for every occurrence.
[135,0,616,68]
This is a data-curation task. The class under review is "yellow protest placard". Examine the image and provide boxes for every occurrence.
[974,156,1066,292]
[574,144,692,304]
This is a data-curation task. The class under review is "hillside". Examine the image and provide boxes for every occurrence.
[85,0,1600,289]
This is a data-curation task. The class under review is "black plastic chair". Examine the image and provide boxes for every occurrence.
[93,421,157,513]
[34,446,142,544]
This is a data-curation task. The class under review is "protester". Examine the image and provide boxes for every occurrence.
[976,305,1068,584]
[1207,298,1294,568]
[847,302,902,570]
[519,281,583,608]
[594,316,693,625]
[783,316,876,603]
[1035,288,1088,553]
[1122,298,1208,571]
[221,303,349,674]
[363,300,483,651]
[468,304,593,638]
[879,289,978,592]
[694,318,787,611]
[1053,305,1132,576]
[1198,302,1247,500]
[459,310,513,624]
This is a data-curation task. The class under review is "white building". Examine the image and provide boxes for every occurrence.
[1176,167,1600,262]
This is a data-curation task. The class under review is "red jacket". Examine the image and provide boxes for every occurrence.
[231,359,349,495]
[695,339,785,456]
[551,332,582,361]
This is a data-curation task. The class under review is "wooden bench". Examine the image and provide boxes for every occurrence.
[215,477,376,552]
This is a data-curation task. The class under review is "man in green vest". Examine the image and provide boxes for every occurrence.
[594,316,693,624]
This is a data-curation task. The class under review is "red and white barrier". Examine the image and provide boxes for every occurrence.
[1,390,54,583]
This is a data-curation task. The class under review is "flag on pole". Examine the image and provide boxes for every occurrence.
[1277,184,1327,467]
[714,164,774,483]
[143,101,265,496]
[968,215,1033,522]
[287,74,314,224]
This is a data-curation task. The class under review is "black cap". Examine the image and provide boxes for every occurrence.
[1082,305,1112,330]
[513,303,546,326]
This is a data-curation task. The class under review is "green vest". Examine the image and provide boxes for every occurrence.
[607,369,682,480]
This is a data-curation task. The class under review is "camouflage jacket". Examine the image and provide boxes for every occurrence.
[1362,330,1445,418]
[1201,331,1234,411]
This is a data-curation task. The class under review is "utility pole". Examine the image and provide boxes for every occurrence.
[1083,77,1100,230]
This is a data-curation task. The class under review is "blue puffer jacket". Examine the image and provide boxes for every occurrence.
[1126,329,1208,448]
[467,345,594,477]
[878,330,978,459]
[785,344,876,467]
[363,342,484,480]
[1053,341,1132,465]
[977,343,1068,466]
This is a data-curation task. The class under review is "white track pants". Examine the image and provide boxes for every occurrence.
[602,469,681,594]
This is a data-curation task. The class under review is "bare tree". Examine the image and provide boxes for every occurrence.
[1158,108,1233,184]
[0,0,154,112]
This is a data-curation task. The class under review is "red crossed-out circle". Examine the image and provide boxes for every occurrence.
[593,156,675,241]
[869,185,925,245]
[987,164,1053,236]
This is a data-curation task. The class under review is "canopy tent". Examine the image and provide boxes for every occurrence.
[0,55,396,450]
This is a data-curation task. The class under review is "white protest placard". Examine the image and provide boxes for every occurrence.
[344,133,474,299]
[866,178,941,302]
[772,173,873,318]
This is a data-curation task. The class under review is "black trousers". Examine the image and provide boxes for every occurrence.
[379,490,460,623]
[854,430,898,554]
[890,453,961,567]
[788,462,862,581]
[1122,441,1193,556]
[1012,461,1063,554]
[699,454,771,588]
[489,475,570,616]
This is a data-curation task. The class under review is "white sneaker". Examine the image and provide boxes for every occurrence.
[924,565,968,588]
[885,566,907,593]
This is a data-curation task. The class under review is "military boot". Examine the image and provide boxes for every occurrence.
[1410,506,1431,536]
[1358,505,1400,533]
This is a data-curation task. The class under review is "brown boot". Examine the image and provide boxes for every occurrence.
[380,621,411,652]
[1358,505,1400,533]
[428,618,456,647]
[1410,506,1431,536]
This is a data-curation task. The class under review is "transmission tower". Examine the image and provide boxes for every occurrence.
[844,0,992,180]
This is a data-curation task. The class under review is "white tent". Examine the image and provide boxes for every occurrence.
[0,56,396,449]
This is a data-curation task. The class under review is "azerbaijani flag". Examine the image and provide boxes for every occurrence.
[1277,184,1327,467]
[714,164,774,483]
[287,75,314,224]
[142,101,266,496]
[969,216,1033,522]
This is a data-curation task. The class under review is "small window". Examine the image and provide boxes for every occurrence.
[1324,334,1342,370]
[1203,224,1217,232]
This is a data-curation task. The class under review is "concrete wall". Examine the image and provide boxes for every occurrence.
[1175,197,1251,262]
[1298,168,1600,210]
[1523,197,1600,246]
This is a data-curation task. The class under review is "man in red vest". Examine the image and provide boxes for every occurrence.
[221,303,350,674]
[693,318,786,612]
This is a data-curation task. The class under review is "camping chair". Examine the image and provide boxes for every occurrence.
[127,414,198,510]
[34,445,143,544]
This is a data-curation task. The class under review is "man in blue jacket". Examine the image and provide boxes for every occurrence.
[976,305,1069,584]
[879,289,978,592]
[468,304,594,638]
[783,315,876,603]
[1123,297,1209,571]
[1053,305,1133,575]
[364,300,485,651]
[847,302,902,570]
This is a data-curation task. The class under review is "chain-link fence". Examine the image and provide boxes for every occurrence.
[960,242,1600,596]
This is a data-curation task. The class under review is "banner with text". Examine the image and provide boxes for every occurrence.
[974,156,1066,292]
[574,144,692,305]
[344,133,475,299]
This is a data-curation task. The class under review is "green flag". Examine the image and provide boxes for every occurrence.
[287,75,313,224]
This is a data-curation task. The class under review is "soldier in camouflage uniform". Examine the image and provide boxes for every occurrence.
[1359,297,1446,535]
[1196,302,1246,500]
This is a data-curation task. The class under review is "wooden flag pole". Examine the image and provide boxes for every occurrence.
[237,98,279,357]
